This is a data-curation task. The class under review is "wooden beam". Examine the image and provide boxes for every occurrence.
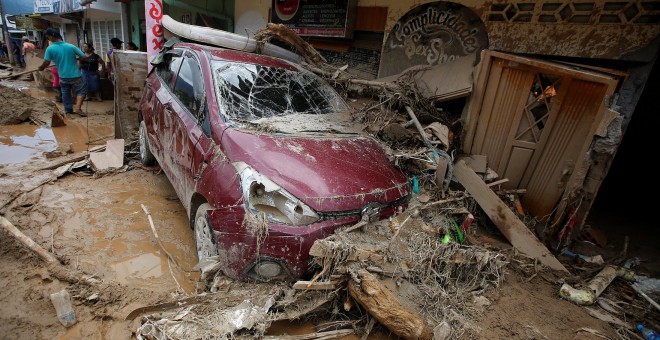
[453,159,568,272]
[293,281,338,290]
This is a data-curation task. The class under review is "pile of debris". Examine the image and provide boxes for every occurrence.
[132,23,660,340]
[2,22,658,340]
[0,85,54,125]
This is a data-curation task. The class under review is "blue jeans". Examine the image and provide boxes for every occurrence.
[60,77,86,113]
[82,69,100,93]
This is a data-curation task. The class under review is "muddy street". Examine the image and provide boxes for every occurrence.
[0,82,201,338]
[0,73,658,340]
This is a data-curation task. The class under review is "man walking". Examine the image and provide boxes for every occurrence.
[37,28,86,116]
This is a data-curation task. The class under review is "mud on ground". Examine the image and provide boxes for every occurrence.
[0,81,656,339]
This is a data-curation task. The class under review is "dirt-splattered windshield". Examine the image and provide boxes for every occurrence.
[212,61,348,122]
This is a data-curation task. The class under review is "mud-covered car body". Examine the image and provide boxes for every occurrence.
[138,42,409,281]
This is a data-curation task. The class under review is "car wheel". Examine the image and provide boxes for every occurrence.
[139,120,156,166]
[194,203,219,266]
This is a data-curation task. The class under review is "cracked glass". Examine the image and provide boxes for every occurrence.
[212,61,348,123]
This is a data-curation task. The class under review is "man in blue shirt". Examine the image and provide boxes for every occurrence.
[37,28,87,116]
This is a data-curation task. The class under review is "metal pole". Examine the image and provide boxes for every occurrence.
[0,0,15,65]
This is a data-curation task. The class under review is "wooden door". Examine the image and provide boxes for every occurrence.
[464,51,618,221]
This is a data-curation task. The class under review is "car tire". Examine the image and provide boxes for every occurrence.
[138,120,156,166]
[193,203,219,266]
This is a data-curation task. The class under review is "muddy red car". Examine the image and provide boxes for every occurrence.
[138,42,410,281]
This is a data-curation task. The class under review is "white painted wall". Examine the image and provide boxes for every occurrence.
[234,10,266,37]
[89,0,123,13]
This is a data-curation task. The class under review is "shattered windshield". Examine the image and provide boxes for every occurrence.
[213,61,348,122]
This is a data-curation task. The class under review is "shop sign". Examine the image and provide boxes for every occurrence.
[270,0,357,38]
[13,16,50,30]
[380,2,489,77]
[49,0,84,14]
[34,0,54,14]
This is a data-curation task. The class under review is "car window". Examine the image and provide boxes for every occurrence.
[155,50,183,90]
[173,53,205,120]
[212,61,348,122]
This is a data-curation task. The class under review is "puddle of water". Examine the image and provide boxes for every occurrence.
[34,165,200,294]
[0,122,92,171]
[51,123,94,153]
[0,125,57,165]
[76,184,199,293]
[111,252,164,284]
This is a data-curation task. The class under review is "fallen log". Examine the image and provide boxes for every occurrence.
[348,269,433,340]
[0,215,104,286]
[0,215,60,264]
[559,265,635,305]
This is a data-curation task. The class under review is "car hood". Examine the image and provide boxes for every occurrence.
[220,124,409,212]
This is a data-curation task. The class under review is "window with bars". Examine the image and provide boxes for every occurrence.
[92,20,123,61]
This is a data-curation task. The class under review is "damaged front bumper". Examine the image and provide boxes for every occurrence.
[207,195,409,281]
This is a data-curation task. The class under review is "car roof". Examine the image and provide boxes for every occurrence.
[174,42,299,71]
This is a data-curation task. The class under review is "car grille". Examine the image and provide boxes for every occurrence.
[317,194,411,221]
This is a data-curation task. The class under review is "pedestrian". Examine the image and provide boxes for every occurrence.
[37,28,87,116]
[11,39,23,68]
[106,37,123,84]
[51,62,62,102]
[22,37,35,65]
[78,42,106,102]
[127,42,138,51]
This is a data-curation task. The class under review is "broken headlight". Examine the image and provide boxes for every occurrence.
[233,162,320,226]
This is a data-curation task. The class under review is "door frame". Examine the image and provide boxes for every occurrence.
[462,50,620,232]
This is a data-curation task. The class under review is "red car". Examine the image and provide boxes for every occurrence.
[138,42,410,281]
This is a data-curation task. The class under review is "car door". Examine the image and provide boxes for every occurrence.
[143,49,183,169]
[167,50,212,210]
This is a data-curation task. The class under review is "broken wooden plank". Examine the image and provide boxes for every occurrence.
[293,281,338,290]
[89,139,124,171]
[262,329,355,340]
[486,178,509,187]
[462,154,488,174]
[124,293,245,321]
[453,159,568,272]
[348,269,433,340]
[38,146,105,171]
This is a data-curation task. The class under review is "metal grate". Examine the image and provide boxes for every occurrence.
[90,20,123,59]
